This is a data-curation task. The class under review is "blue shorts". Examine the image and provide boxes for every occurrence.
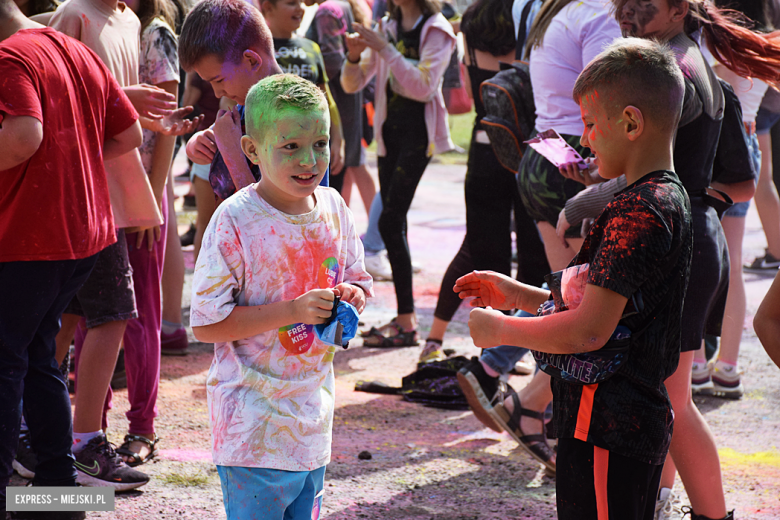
[217,465,326,520]
[190,161,210,182]
[723,132,760,218]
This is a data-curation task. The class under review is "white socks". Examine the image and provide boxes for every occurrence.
[72,430,102,453]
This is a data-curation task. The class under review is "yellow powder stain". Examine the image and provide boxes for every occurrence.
[195,274,234,296]
[718,448,780,468]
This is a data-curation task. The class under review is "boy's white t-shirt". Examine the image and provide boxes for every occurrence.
[529,0,621,136]
[190,185,373,471]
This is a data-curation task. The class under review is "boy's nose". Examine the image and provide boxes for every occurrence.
[580,133,589,148]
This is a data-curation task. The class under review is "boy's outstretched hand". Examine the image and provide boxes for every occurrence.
[468,307,506,349]
[123,84,177,119]
[144,106,205,136]
[453,270,520,311]
[333,283,366,314]
[292,289,336,325]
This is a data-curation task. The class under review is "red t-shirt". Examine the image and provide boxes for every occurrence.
[0,28,138,262]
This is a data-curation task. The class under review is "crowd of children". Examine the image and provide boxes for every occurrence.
[4,0,780,519]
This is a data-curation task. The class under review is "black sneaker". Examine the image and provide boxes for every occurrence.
[12,430,36,479]
[457,358,513,433]
[744,251,780,274]
[74,434,149,491]
[179,223,196,247]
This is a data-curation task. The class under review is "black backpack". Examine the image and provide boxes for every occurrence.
[479,1,536,173]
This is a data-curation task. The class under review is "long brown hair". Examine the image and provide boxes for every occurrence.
[613,0,780,88]
[135,0,179,32]
[523,0,575,59]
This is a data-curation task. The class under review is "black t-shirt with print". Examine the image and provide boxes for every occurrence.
[548,170,693,466]
[385,14,431,124]
[273,37,328,86]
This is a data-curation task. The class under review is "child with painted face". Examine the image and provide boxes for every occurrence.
[179,0,337,201]
[558,2,780,518]
[190,74,373,520]
[455,38,692,520]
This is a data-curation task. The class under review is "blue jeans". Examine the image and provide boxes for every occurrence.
[217,465,326,520]
[0,254,98,510]
[362,192,385,255]
[480,310,533,375]
[724,132,761,218]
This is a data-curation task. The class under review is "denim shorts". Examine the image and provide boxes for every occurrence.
[723,132,760,218]
[64,229,138,327]
[190,161,210,182]
[217,465,325,520]
[756,107,780,135]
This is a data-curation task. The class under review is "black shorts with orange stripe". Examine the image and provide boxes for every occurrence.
[556,438,663,520]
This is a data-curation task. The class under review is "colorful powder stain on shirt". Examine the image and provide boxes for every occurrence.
[190,185,372,471]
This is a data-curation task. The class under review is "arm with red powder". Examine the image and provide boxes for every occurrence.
[455,271,627,352]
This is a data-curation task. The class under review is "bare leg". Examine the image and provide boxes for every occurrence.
[503,370,556,465]
[395,312,417,332]
[72,320,127,434]
[428,316,449,342]
[754,133,780,258]
[161,174,185,325]
[661,351,727,518]
[341,169,354,207]
[348,164,377,215]
[536,221,583,272]
[718,216,747,365]
[193,176,217,263]
[55,313,80,365]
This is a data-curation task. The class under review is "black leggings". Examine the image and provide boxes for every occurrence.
[434,140,550,322]
[378,117,431,315]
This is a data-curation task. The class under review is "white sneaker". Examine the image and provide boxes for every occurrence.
[691,361,713,395]
[654,487,674,520]
[365,252,393,281]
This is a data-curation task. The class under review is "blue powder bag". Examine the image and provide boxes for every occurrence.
[315,297,359,348]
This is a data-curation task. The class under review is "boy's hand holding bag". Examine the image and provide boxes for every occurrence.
[531,265,670,385]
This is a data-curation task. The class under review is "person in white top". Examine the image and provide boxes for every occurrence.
[191,74,372,520]
[516,0,621,272]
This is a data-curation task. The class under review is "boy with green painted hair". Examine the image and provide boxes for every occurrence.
[190,74,372,520]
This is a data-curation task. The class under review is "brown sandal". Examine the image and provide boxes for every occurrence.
[361,319,419,348]
[116,433,160,467]
[494,393,556,475]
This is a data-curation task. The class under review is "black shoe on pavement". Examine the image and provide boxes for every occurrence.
[74,434,150,491]
[457,357,513,433]
[12,430,36,479]
[744,251,780,274]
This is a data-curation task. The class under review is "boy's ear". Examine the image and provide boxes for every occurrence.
[623,106,644,142]
[241,135,261,164]
[242,49,264,73]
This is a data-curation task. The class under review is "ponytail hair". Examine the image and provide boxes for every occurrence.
[684,0,780,88]
[524,0,577,59]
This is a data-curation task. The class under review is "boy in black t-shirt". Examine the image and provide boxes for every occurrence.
[454,38,693,520]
